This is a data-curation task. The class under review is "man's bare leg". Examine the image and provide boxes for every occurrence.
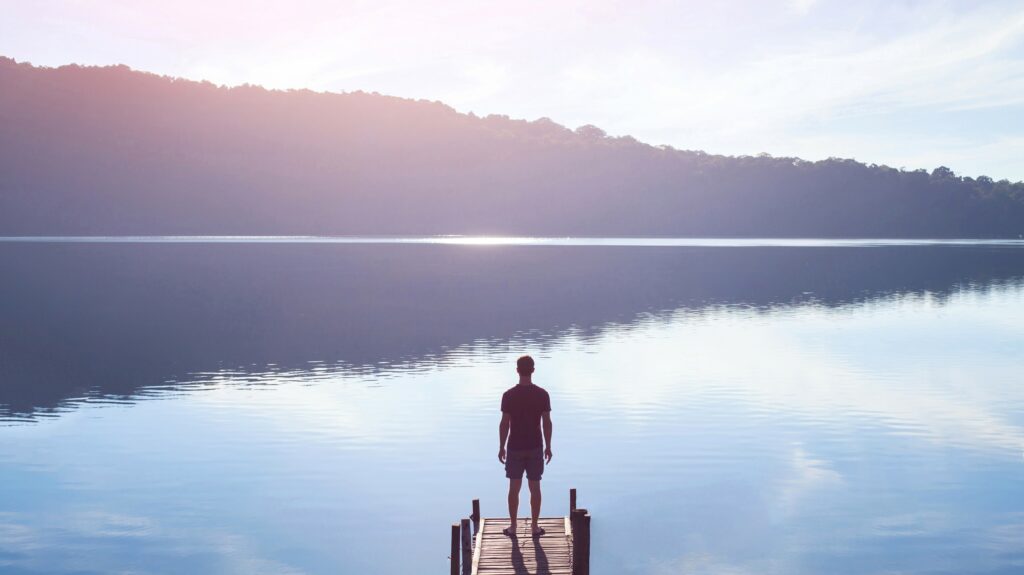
[507,479,522,534]
[528,480,543,535]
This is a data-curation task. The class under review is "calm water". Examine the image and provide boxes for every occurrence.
[2,239,1024,575]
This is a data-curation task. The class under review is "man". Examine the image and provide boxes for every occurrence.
[498,355,553,537]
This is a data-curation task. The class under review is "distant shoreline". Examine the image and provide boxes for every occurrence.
[2,236,1024,247]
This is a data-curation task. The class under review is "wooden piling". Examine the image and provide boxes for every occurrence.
[471,499,481,534]
[582,511,591,575]
[570,487,577,512]
[460,518,472,575]
[450,523,460,575]
[571,507,591,575]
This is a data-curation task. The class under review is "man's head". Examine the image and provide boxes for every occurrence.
[516,355,535,376]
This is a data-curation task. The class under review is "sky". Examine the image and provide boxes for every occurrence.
[3,0,1024,181]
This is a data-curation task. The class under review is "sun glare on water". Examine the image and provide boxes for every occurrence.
[427,236,549,246]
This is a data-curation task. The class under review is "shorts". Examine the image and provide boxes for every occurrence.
[505,447,544,481]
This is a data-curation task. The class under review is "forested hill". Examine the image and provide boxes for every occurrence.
[2,57,1024,237]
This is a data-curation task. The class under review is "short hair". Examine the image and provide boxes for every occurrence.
[516,355,535,374]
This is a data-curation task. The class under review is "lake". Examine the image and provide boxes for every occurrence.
[1,238,1023,575]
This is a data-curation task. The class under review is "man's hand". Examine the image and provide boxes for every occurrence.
[498,413,510,464]
[541,411,553,465]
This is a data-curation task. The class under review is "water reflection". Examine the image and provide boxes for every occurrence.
[1,287,1022,574]
[1,243,1024,575]
[2,242,1024,418]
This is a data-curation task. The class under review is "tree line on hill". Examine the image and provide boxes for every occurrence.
[2,56,1023,237]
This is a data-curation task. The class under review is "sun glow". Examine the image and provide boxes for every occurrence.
[426,236,548,246]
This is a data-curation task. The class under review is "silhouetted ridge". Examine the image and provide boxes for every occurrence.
[2,56,1024,237]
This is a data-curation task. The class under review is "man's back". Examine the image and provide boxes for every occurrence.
[501,383,551,450]
[499,355,553,537]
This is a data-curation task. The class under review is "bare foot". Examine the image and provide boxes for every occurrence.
[503,525,517,537]
[531,525,545,537]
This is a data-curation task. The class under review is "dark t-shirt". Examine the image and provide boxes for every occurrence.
[501,383,551,450]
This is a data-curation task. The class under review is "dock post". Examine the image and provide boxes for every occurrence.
[460,518,472,575]
[471,499,481,534]
[570,488,577,513]
[582,510,591,575]
[450,523,460,575]
[571,508,591,575]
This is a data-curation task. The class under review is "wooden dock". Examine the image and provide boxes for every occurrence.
[451,489,591,575]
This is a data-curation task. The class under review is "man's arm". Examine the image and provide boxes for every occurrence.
[541,411,553,463]
[498,412,510,463]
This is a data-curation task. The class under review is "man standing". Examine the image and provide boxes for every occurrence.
[498,355,553,537]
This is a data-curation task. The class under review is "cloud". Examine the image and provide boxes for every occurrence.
[0,509,308,575]
[775,445,843,517]
[788,0,818,16]
[552,5,1024,141]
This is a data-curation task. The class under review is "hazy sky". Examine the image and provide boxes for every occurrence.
[4,0,1024,180]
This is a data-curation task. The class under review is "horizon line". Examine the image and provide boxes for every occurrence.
[2,236,1024,248]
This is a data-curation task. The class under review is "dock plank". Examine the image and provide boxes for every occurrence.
[473,517,573,575]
